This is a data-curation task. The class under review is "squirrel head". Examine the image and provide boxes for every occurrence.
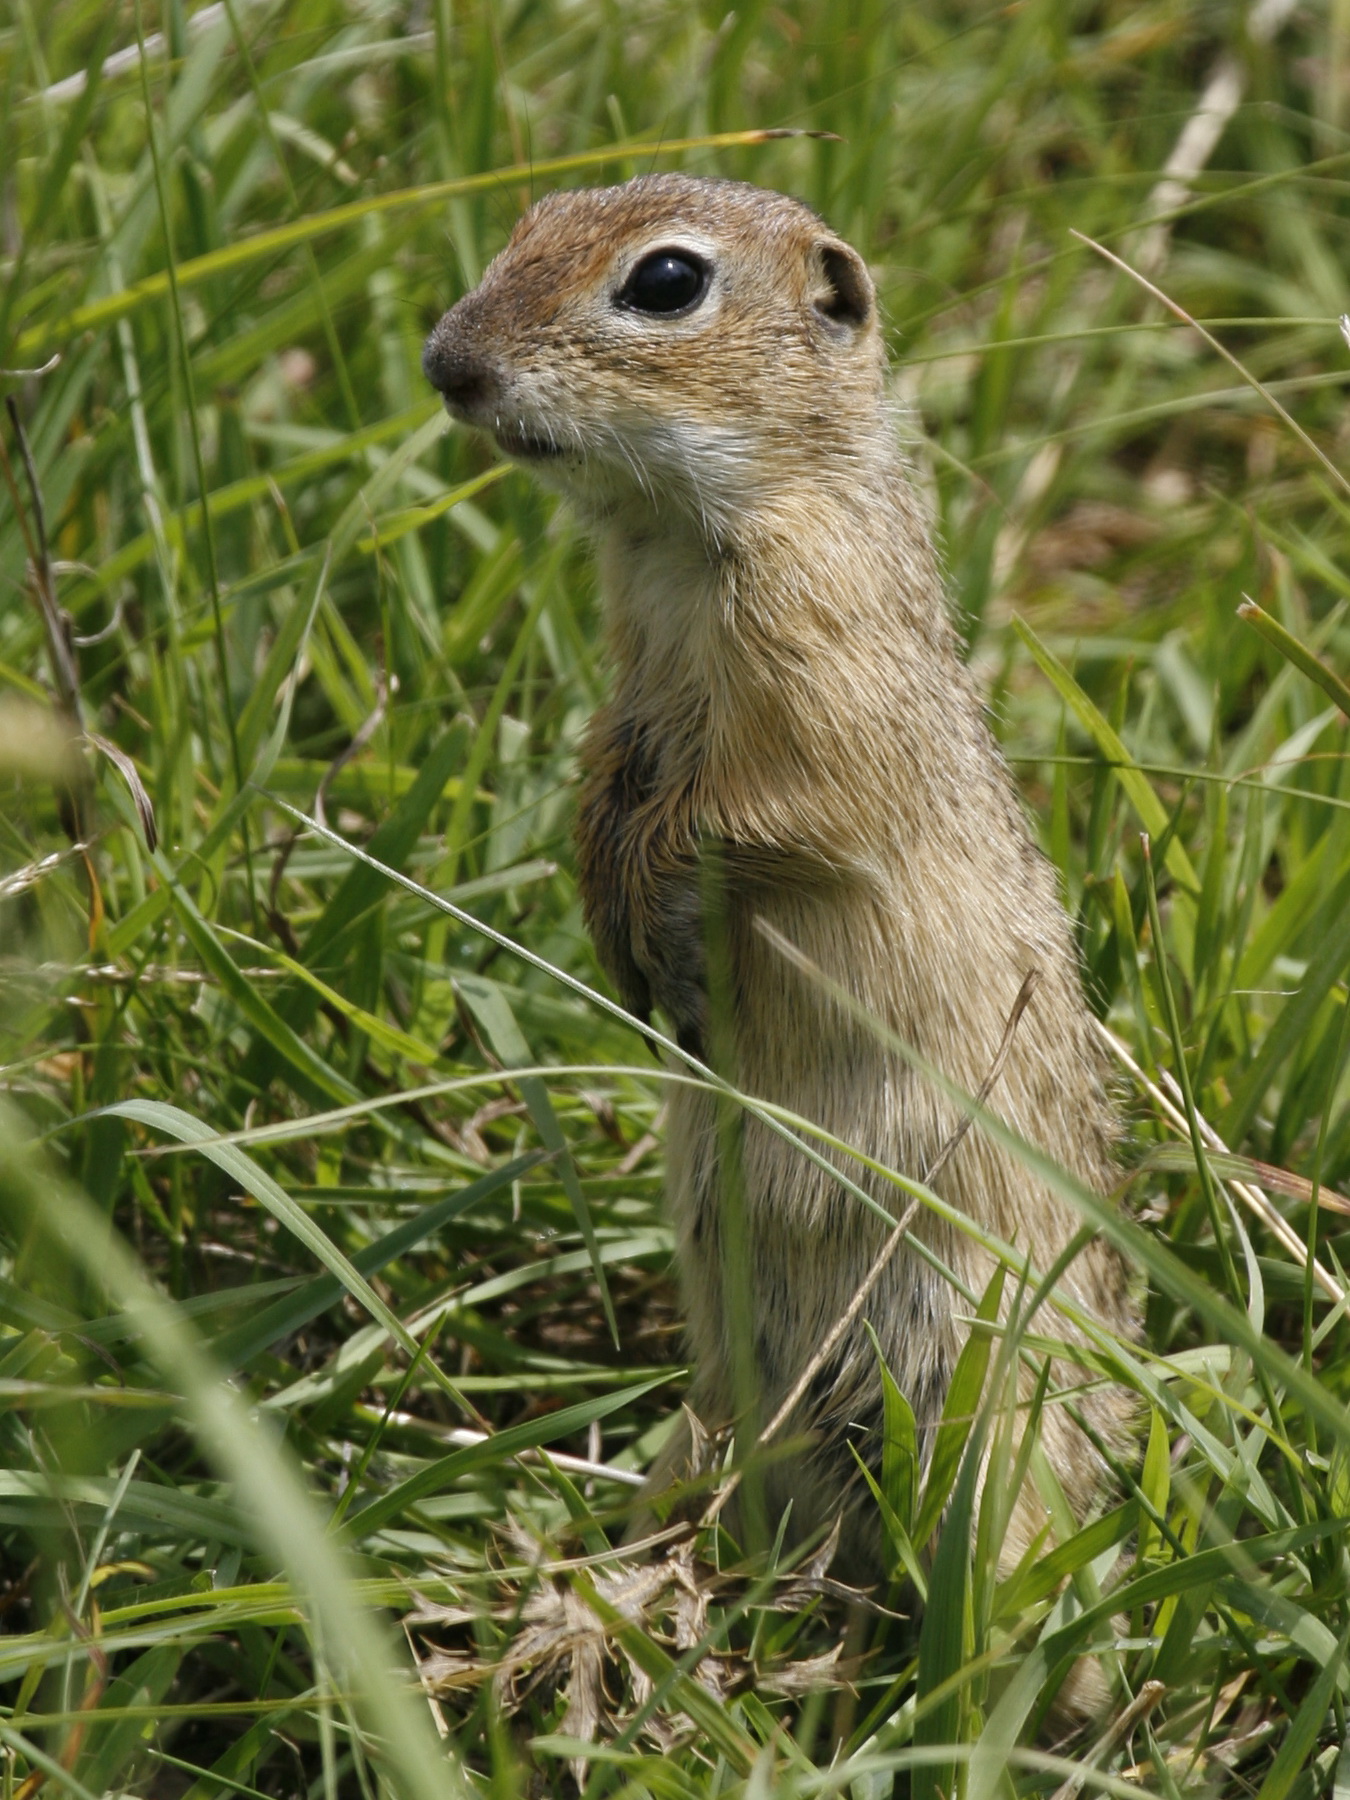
[422,174,886,533]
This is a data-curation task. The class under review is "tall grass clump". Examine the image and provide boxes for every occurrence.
[2,1,1350,1794]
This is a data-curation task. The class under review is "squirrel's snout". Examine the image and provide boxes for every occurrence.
[422,310,500,418]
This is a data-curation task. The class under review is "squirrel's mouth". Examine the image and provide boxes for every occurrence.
[494,424,566,461]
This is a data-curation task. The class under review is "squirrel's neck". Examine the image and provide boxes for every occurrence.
[600,449,940,665]
[592,461,997,856]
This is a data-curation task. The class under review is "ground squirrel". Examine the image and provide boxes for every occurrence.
[424,174,1137,1614]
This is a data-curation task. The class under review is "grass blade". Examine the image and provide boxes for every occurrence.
[341,1375,667,1540]
[1238,597,1350,720]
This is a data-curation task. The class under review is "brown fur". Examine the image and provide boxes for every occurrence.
[424,175,1137,1622]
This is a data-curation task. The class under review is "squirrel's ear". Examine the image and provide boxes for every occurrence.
[813,239,873,330]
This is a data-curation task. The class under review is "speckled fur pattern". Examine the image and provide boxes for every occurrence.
[424,174,1138,1602]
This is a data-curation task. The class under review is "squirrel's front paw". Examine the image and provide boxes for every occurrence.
[654,967,710,1061]
[635,875,710,1061]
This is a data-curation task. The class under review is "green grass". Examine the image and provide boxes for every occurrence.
[3,1,1350,1794]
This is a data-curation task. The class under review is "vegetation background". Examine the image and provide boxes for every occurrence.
[3,0,1350,1795]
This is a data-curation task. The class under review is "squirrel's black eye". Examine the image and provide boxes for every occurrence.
[618,250,709,315]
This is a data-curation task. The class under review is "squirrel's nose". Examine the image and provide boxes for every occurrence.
[422,311,499,415]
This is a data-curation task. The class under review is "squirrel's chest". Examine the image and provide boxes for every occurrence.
[599,533,729,714]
